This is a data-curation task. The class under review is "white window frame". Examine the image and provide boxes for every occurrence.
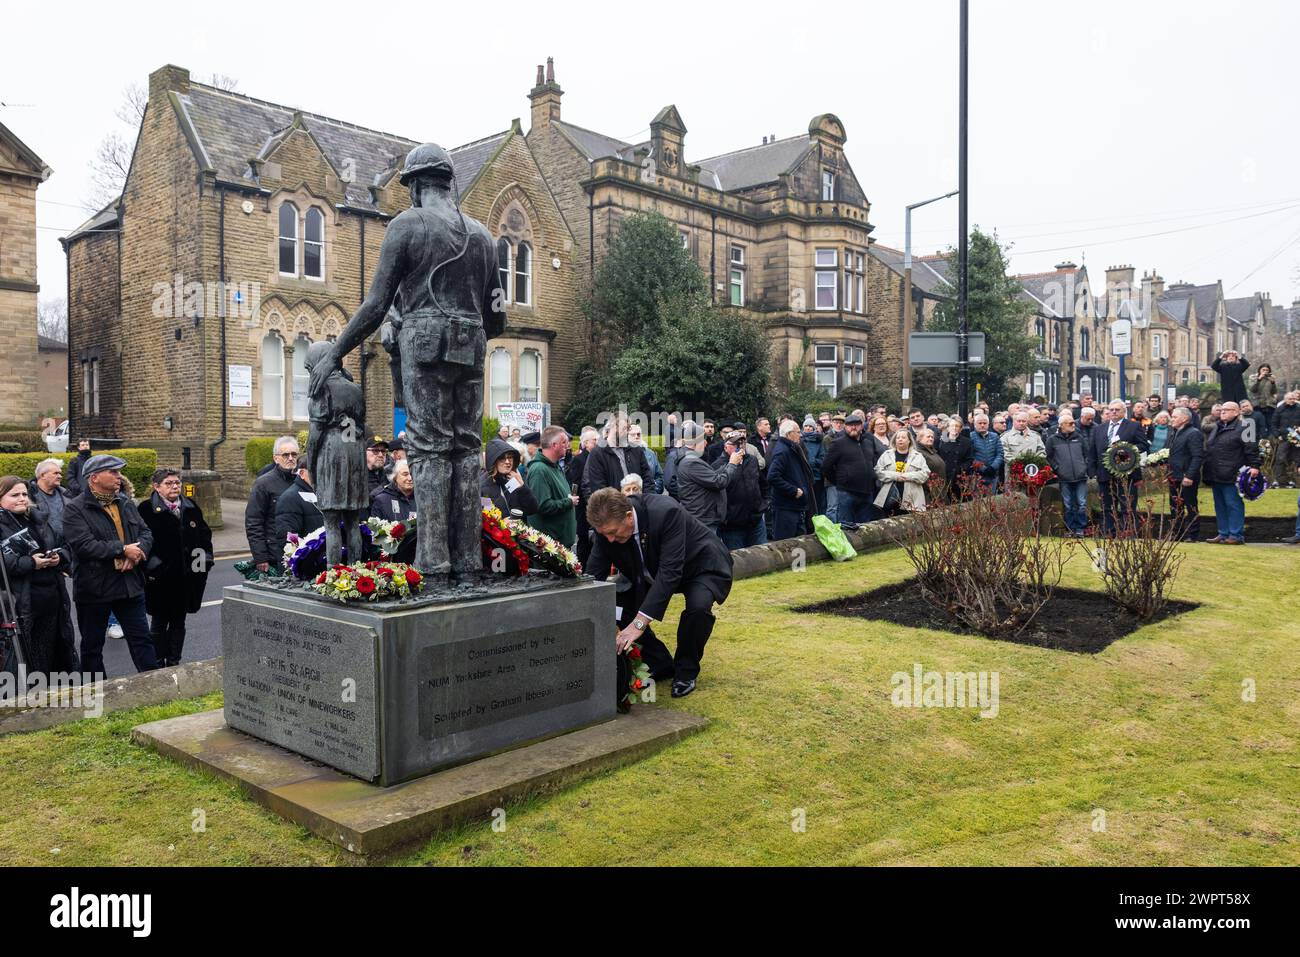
[815,248,838,310]
[496,238,512,304]
[855,252,865,313]
[1152,333,1162,359]
[278,202,299,277]
[822,170,835,201]
[303,207,325,280]
[729,244,745,306]
[815,366,837,397]
[261,331,285,420]
[489,347,512,410]
[82,358,100,416]
[814,343,838,364]
[1032,370,1046,398]
[519,349,542,403]
[514,242,532,306]
[1079,374,1093,397]
[1080,327,1090,361]
[679,230,690,251]
[291,333,312,421]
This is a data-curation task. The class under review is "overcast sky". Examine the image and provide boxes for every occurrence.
[6,0,1299,311]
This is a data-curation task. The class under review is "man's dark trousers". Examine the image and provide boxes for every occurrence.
[76,594,159,679]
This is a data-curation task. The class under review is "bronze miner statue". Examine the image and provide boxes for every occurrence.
[309,143,504,581]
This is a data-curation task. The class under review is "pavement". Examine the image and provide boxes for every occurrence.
[214,497,250,559]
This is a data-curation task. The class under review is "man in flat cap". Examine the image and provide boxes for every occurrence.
[365,436,390,499]
[62,455,160,677]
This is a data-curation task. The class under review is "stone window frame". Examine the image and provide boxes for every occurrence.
[514,241,533,306]
[842,249,865,315]
[1080,327,1091,361]
[303,207,326,281]
[822,170,836,202]
[814,249,838,310]
[496,238,513,305]
[290,329,314,421]
[729,244,746,307]
[79,353,101,417]
[489,346,513,410]
[261,328,286,420]
[518,348,543,403]
[490,188,544,312]
[485,337,550,414]
[277,201,299,277]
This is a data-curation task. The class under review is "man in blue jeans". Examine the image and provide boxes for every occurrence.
[61,455,160,679]
[1045,412,1089,536]
[1201,401,1260,545]
[820,413,877,523]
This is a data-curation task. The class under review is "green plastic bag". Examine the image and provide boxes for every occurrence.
[812,514,856,562]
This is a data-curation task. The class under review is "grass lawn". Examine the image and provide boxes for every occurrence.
[2,542,1297,866]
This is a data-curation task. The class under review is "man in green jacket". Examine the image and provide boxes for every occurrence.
[525,426,578,548]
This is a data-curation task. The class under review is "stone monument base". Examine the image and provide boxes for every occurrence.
[132,706,707,855]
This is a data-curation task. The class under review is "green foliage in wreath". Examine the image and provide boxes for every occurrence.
[1102,440,1141,478]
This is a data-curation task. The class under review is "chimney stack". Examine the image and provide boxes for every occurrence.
[528,57,563,133]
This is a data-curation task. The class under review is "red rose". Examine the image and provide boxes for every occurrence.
[378,566,394,577]
[629,646,642,659]
[391,523,405,538]
[405,569,421,585]
[633,679,642,691]
[314,572,327,584]
[356,576,376,595]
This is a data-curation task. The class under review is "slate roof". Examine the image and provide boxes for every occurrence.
[1224,294,1261,326]
[868,245,952,297]
[551,120,639,162]
[1158,297,1191,326]
[694,135,812,191]
[37,334,67,351]
[174,82,506,211]
[62,199,121,243]
[1160,282,1220,329]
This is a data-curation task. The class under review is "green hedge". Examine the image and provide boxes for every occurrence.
[0,430,46,453]
[244,431,309,476]
[0,442,20,455]
[0,448,158,490]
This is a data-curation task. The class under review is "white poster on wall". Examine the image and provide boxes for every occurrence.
[228,365,253,407]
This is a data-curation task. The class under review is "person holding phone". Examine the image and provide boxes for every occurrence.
[0,475,78,677]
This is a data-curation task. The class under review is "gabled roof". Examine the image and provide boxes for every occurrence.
[38,334,67,351]
[448,129,512,198]
[1160,282,1220,329]
[694,135,813,191]
[1015,269,1091,319]
[177,83,419,211]
[0,120,52,180]
[868,244,952,297]
[62,198,121,244]
[1224,294,1261,326]
[551,119,639,163]
[1158,297,1190,326]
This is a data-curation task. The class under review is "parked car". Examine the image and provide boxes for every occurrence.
[44,419,69,453]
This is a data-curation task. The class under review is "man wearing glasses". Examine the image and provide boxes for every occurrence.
[244,435,299,573]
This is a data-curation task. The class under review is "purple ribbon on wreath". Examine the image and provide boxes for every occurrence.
[1236,465,1267,501]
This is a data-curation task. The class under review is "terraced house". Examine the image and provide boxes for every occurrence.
[524,59,905,397]
[64,64,579,493]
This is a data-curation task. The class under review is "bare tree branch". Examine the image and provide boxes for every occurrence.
[38,296,67,343]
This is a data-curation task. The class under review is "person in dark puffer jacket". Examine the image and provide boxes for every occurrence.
[480,438,539,518]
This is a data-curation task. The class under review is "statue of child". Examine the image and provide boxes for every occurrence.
[304,342,369,566]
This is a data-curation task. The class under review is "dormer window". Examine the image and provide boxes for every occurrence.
[822,170,835,201]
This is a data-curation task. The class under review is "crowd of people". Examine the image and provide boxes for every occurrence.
[2,453,214,684]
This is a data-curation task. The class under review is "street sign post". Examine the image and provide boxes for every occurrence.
[908,332,987,367]
[1111,318,1132,400]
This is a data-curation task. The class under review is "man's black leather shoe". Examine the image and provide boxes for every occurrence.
[671,678,696,698]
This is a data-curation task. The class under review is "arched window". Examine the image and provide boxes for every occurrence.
[262,331,285,419]
[519,350,541,402]
[1080,328,1090,360]
[496,238,512,303]
[489,347,512,410]
[278,203,298,275]
[1035,318,1046,350]
[1181,369,1190,382]
[304,208,324,279]
[291,333,312,420]
[514,242,532,306]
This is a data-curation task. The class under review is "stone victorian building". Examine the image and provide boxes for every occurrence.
[524,59,902,399]
[0,122,52,426]
[64,65,579,491]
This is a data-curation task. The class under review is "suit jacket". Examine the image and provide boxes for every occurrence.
[1086,417,1149,483]
[587,493,733,622]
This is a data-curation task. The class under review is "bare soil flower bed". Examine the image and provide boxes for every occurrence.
[797,580,1199,654]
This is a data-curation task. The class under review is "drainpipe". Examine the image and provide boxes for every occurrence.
[359,214,367,423]
[710,212,717,305]
[207,185,228,469]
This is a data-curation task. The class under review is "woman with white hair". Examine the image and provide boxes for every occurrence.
[874,429,930,514]
[1147,410,1173,454]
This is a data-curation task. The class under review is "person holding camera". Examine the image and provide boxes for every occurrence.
[0,475,79,678]
[1211,350,1250,404]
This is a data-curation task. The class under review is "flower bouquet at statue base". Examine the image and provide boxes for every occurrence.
[366,515,415,557]
[281,522,373,580]
[309,561,424,603]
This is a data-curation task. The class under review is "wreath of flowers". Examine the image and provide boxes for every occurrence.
[1287,426,1300,448]
[366,515,415,556]
[503,517,583,577]
[1236,465,1268,501]
[309,561,423,603]
[1139,448,1170,468]
[1102,440,1141,478]
[623,642,652,708]
[284,523,373,579]
[1007,451,1055,492]
[481,506,530,576]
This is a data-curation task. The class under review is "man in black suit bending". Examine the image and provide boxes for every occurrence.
[1086,399,1150,534]
[586,487,733,699]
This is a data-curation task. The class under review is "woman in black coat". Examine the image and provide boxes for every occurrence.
[480,439,539,518]
[370,459,418,565]
[0,475,79,677]
[936,419,974,499]
[137,468,213,667]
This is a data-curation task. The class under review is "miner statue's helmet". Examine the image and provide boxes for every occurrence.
[399,143,455,187]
